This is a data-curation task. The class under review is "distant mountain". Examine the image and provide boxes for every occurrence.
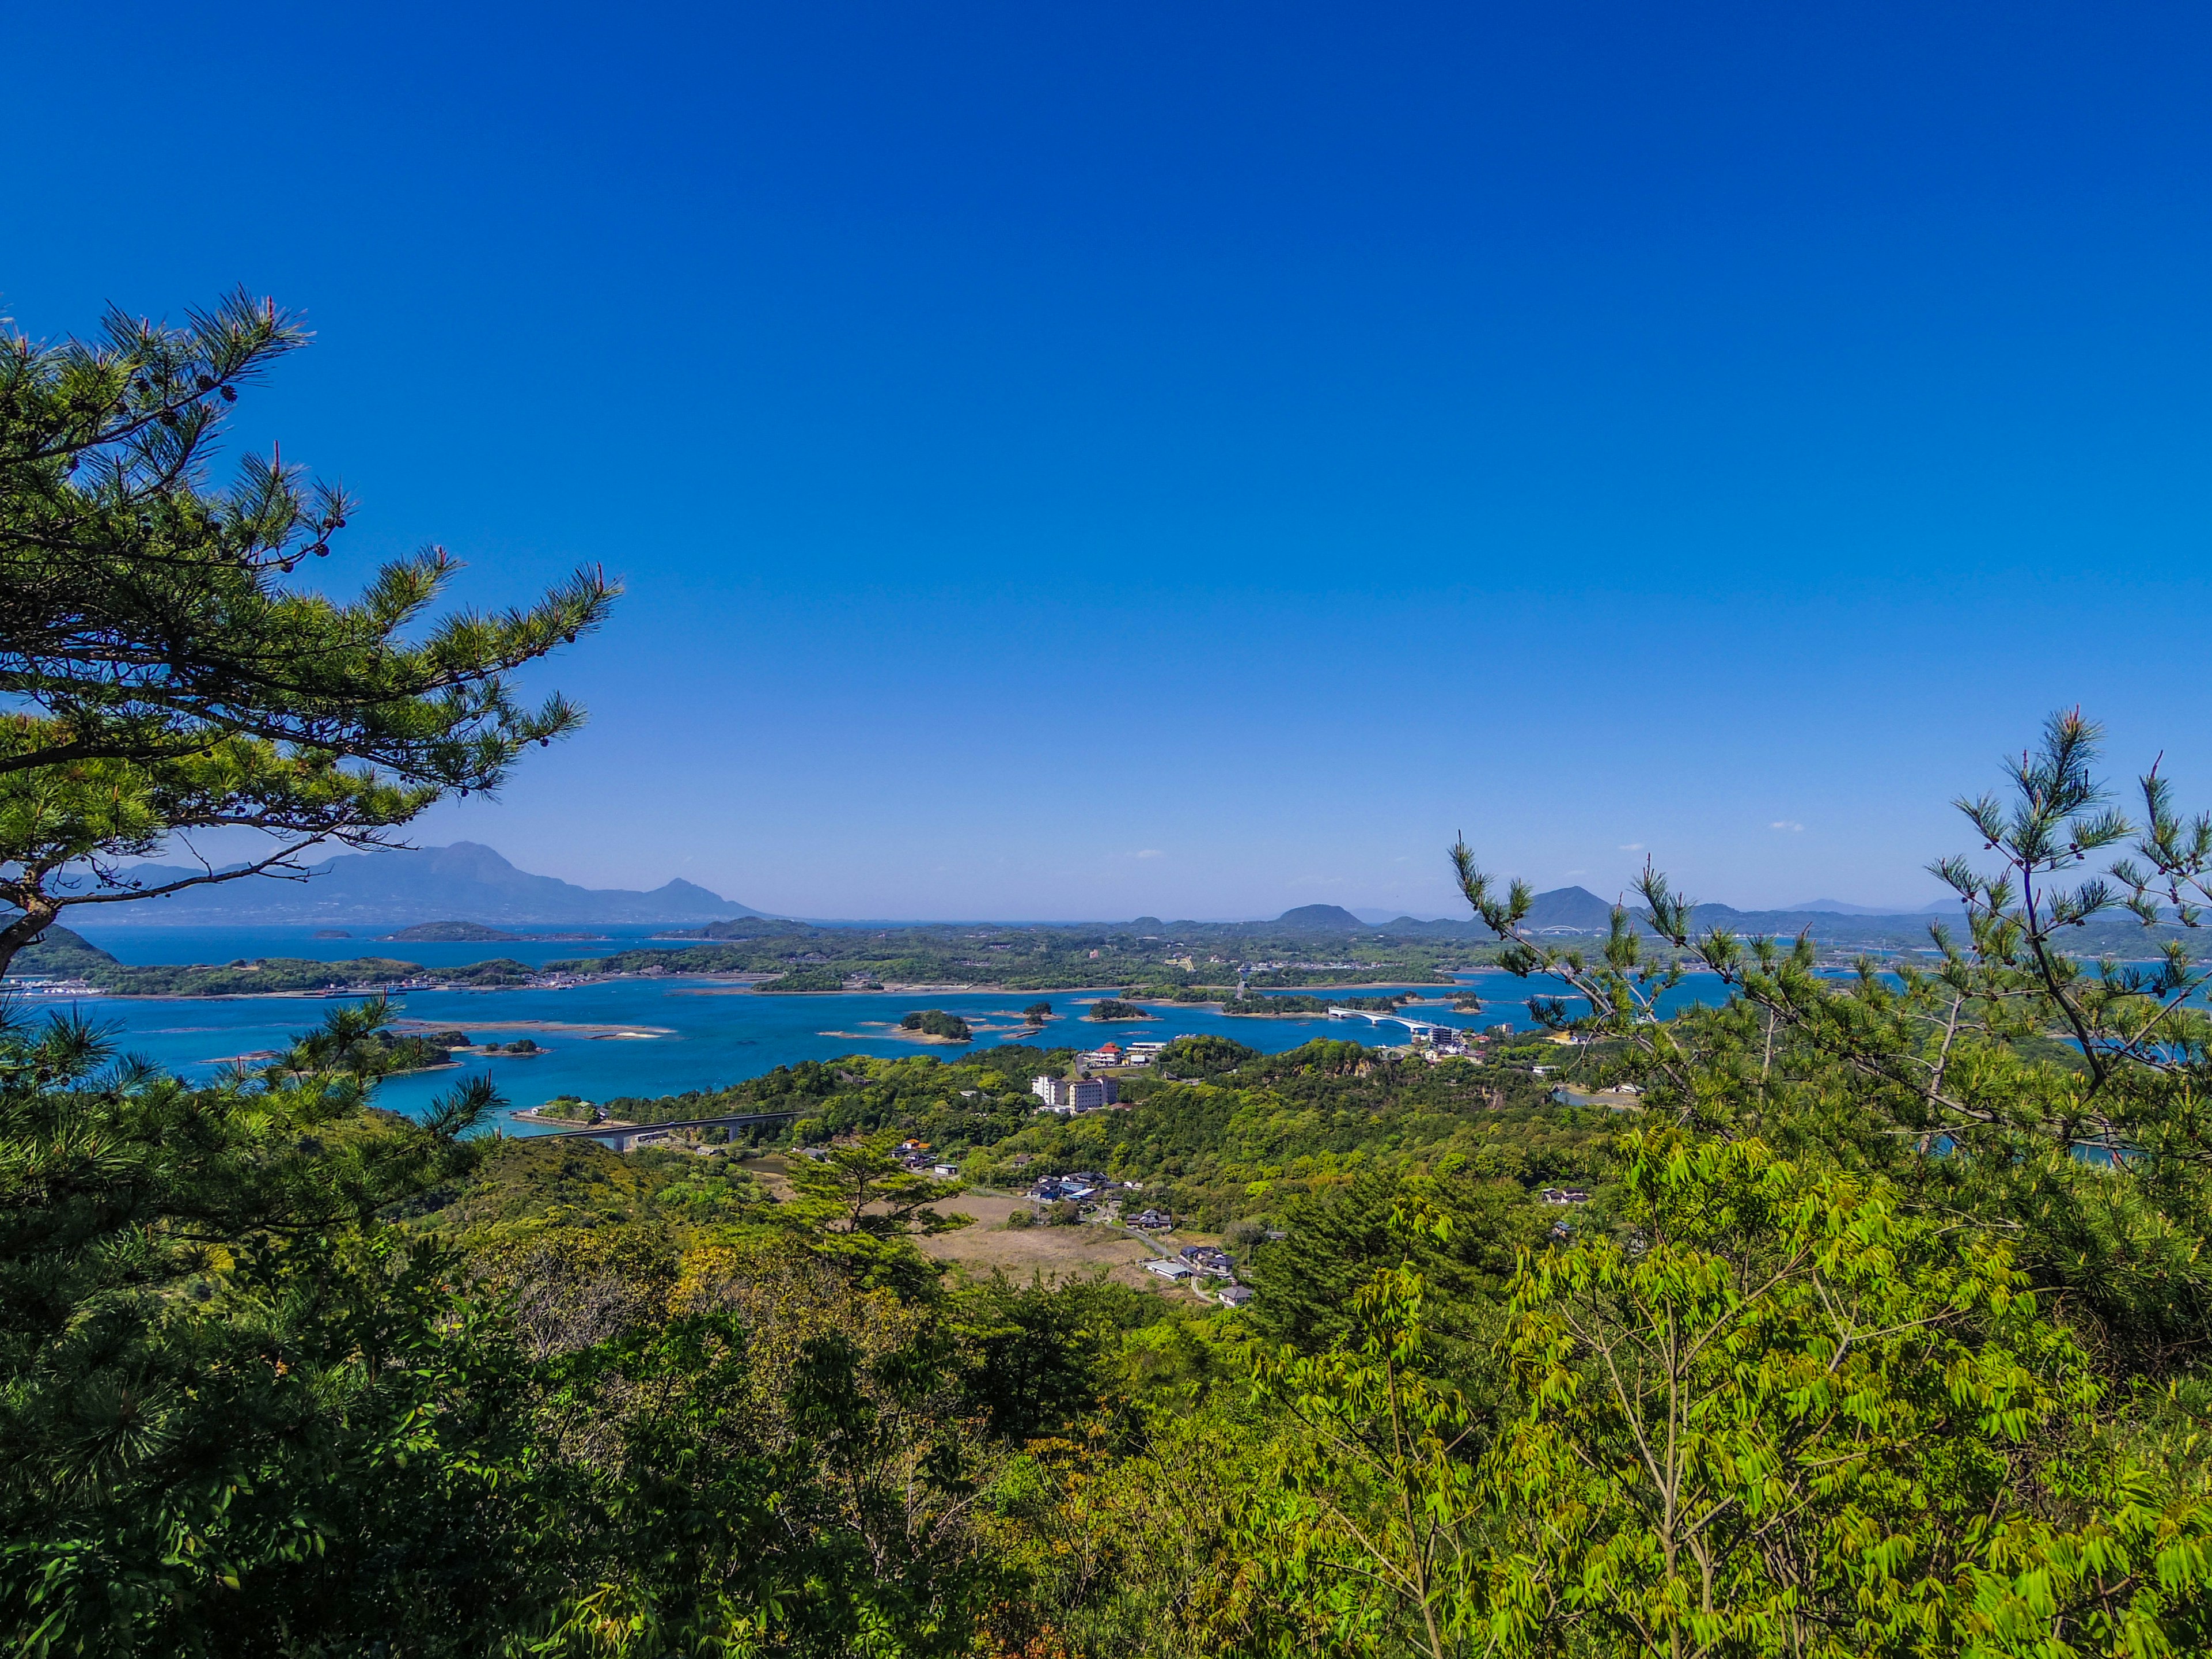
[51,842,766,927]
[1351,907,1455,925]
[1522,885,1620,931]
[1782,897,1956,916]
[1272,904,1368,930]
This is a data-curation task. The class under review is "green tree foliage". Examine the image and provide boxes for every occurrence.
[781,1133,971,1293]
[525,1244,1001,1659]
[0,1003,536,1658]
[1369,711,2212,1658]
[1023,1002,1054,1024]
[1244,1168,1532,1370]
[757,967,846,991]
[902,1008,975,1041]
[0,292,615,971]
[1156,1033,1261,1077]
[1485,1131,2212,1658]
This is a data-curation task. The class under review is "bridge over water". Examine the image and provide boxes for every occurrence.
[1325,1007,1443,1039]
[543,1109,800,1152]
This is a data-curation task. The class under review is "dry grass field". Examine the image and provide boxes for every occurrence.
[917,1193,1200,1297]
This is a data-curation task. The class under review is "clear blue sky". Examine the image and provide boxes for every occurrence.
[8,3,2210,919]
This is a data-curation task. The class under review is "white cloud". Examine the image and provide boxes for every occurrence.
[1134,849,1164,859]
[1771,820,1804,832]
[1619,842,1644,851]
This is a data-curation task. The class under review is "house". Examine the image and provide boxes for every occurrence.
[1180,1245,1235,1278]
[1217,1285,1256,1308]
[1145,1259,1196,1281]
[1539,1187,1592,1206]
[1130,1207,1174,1229]
[933,1164,958,1178]
[1079,1041,1125,1068]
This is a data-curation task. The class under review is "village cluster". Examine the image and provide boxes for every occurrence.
[1016,1166,1257,1305]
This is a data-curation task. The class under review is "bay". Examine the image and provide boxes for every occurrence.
[68,922,680,970]
[32,922,1751,1133]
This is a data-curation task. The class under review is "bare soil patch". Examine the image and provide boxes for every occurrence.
[916,1194,1191,1296]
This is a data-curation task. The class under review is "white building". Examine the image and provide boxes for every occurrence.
[1031,1074,1120,1113]
[1145,1259,1195,1281]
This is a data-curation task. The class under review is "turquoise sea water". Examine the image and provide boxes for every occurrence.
[68,922,681,970]
[21,923,1748,1132]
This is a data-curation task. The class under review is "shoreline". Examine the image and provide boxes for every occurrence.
[24,972,1471,1005]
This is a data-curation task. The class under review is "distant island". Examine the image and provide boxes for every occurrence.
[8,882,2199,1002]
[381,921,608,942]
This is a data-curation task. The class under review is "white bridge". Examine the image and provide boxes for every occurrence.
[1325,1007,1442,1040]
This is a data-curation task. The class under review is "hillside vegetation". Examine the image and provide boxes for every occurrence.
[9,714,2212,1659]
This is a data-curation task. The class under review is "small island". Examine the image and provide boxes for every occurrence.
[1088,998,1150,1021]
[382,921,608,942]
[899,1009,974,1043]
[524,1094,602,1123]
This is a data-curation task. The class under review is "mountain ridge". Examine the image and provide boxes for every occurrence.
[43,842,766,927]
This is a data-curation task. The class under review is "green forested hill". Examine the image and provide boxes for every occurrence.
[9,924,119,976]
[13,731,2212,1656]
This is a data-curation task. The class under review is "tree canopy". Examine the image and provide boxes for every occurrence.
[0,291,615,970]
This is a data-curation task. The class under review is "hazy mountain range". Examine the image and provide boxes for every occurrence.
[1270,889,2200,959]
[54,843,765,927]
[17,844,2134,952]
[1276,889,1969,941]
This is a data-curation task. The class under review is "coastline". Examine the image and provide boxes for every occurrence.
[22,971,1467,1005]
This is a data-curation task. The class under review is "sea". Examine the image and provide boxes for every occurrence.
[20,922,1744,1134]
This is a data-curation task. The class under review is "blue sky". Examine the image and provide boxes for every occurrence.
[7,2,2211,919]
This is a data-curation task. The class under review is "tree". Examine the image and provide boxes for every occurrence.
[1247,1250,1491,1659]
[1483,1132,2212,1659]
[0,1002,542,1657]
[1450,711,2212,1376]
[1024,1002,1054,1025]
[0,291,615,971]
[782,1132,971,1290]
